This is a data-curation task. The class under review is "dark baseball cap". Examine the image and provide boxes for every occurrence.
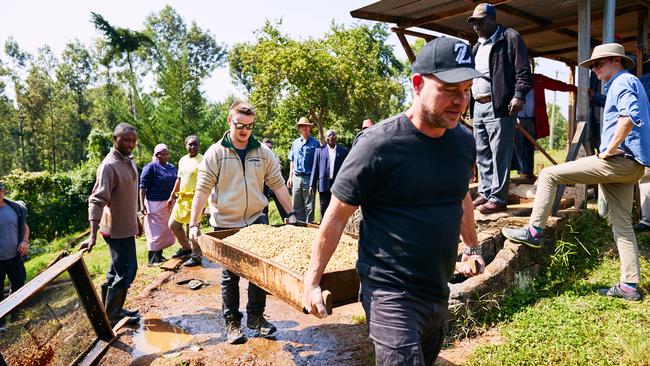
[468,3,496,23]
[411,37,484,84]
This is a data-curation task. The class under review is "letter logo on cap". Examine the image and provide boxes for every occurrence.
[455,43,472,65]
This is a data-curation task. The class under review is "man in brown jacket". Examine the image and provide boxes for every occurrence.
[80,122,141,326]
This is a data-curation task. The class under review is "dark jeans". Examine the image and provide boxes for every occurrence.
[104,236,138,289]
[360,277,448,366]
[263,190,288,220]
[219,214,269,319]
[513,117,536,175]
[319,190,332,221]
[0,255,26,327]
[0,255,27,327]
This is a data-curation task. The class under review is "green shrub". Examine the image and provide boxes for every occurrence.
[3,162,96,240]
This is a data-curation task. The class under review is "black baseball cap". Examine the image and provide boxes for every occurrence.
[411,37,485,84]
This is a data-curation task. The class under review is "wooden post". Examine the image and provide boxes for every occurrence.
[567,65,577,144]
[68,259,115,341]
[395,29,416,63]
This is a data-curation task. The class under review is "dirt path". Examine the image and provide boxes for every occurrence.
[98,259,373,366]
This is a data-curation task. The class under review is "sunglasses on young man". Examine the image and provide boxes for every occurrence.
[231,116,254,130]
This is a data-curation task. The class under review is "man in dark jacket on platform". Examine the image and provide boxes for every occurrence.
[469,3,533,214]
[309,129,348,220]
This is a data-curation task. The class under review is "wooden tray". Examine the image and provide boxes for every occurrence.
[198,223,360,312]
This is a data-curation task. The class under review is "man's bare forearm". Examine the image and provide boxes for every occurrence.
[272,186,294,214]
[460,192,478,246]
[605,116,634,155]
[190,189,210,226]
[304,197,358,287]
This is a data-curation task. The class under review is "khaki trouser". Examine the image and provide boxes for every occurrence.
[640,167,650,227]
[530,155,646,283]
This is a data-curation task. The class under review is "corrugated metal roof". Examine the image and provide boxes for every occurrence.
[351,0,648,65]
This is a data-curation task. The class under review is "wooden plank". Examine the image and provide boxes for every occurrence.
[391,27,435,42]
[74,339,112,366]
[199,224,359,311]
[552,121,587,214]
[395,29,416,62]
[0,250,84,319]
[68,259,115,341]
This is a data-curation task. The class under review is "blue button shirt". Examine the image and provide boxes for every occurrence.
[288,135,320,175]
[602,70,650,166]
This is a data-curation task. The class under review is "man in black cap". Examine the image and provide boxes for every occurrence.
[303,37,485,365]
[468,2,533,214]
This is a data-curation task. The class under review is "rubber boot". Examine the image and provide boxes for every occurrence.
[102,282,137,317]
[105,287,140,327]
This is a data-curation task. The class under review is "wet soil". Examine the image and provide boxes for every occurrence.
[98,259,374,366]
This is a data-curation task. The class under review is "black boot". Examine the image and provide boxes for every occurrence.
[247,311,277,338]
[102,282,138,317]
[156,250,168,263]
[105,287,140,327]
[148,251,156,266]
[225,313,246,344]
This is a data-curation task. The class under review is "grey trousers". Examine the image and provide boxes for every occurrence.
[530,155,646,283]
[640,167,650,226]
[360,278,448,366]
[473,101,516,206]
[292,174,314,222]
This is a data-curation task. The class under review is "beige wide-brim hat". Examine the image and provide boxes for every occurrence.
[579,43,635,70]
[295,117,313,128]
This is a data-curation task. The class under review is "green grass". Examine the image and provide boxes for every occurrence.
[465,212,650,366]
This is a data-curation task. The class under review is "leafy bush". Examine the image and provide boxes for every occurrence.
[3,162,96,240]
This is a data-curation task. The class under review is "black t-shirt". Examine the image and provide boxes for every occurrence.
[331,113,476,301]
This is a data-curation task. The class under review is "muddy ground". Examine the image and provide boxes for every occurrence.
[97,258,491,366]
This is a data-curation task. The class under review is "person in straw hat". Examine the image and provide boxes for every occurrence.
[502,43,650,301]
[287,116,320,222]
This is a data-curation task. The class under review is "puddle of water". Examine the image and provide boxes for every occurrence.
[132,315,193,358]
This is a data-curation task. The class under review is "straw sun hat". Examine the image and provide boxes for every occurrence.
[579,43,635,70]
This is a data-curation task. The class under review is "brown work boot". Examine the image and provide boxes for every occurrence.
[225,314,246,344]
[472,196,488,208]
[477,201,507,214]
[247,312,277,338]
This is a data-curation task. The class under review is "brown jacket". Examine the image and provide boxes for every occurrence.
[88,148,139,238]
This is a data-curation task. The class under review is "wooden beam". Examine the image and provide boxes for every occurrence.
[420,23,475,41]
[68,259,114,341]
[349,10,408,24]
[392,27,435,42]
[394,30,416,62]
[397,0,513,29]
[520,4,644,36]
[633,0,650,8]
[498,4,597,44]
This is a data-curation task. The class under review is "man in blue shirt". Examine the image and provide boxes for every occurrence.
[287,117,320,222]
[503,43,650,301]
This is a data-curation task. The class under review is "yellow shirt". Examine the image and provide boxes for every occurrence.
[178,153,203,193]
[171,153,203,224]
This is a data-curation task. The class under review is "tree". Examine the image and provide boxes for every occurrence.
[229,22,405,150]
[538,103,568,151]
[4,38,30,170]
[90,12,153,119]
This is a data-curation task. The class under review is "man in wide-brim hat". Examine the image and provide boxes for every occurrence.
[288,116,320,222]
[502,43,650,302]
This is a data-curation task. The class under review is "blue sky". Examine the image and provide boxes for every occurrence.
[0,0,570,116]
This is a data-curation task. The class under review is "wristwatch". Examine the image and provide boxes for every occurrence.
[287,212,297,218]
[189,224,200,229]
[462,245,482,256]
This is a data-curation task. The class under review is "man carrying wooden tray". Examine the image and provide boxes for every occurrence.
[303,37,486,365]
[188,101,297,344]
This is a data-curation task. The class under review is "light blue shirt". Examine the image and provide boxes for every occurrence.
[602,70,650,166]
[288,135,320,175]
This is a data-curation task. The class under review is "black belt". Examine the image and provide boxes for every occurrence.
[475,96,491,104]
